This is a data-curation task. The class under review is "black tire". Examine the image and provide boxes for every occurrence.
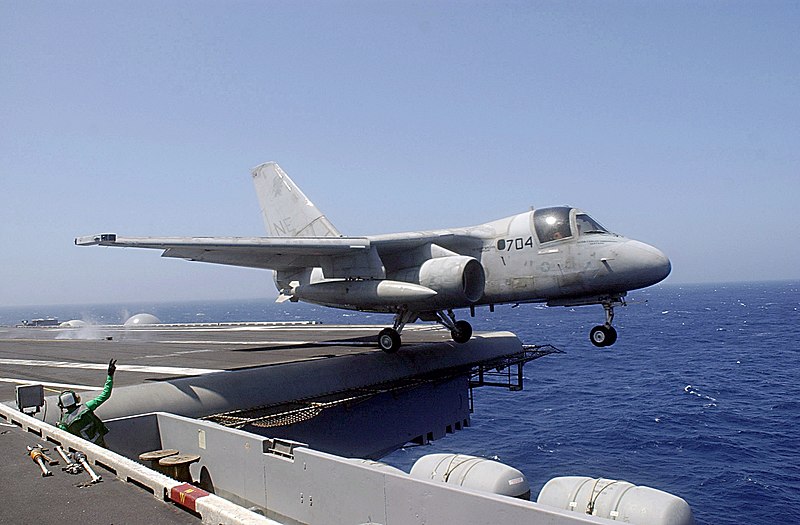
[589,325,617,347]
[378,328,401,353]
[605,326,618,346]
[451,320,473,344]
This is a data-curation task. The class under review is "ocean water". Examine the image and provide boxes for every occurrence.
[2,281,798,525]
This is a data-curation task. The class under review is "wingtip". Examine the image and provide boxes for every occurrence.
[75,233,117,246]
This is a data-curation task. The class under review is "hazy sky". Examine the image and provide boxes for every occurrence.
[2,1,798,306]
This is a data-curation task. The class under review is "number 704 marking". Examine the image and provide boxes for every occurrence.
[496,237,534,251]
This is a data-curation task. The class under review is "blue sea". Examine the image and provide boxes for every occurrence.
[2,281,798,525]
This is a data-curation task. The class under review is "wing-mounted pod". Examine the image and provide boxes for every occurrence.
[292,279,438,310]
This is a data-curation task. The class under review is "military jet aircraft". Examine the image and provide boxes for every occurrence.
[76,162,671,352]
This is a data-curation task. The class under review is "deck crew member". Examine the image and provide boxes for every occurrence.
[57,359,117,447]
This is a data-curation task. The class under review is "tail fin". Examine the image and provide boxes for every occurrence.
[251,162,341,237]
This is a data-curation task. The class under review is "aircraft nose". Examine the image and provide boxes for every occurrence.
[613,240,672,289]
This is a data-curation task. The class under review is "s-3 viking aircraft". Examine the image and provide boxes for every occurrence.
[76,162,671,352]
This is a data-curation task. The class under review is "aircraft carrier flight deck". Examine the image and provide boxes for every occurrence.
[0,322,462,401]
[0,322,693,525]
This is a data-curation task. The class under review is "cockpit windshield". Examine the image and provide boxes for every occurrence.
[533,207,572,243]
[575,213,609,236]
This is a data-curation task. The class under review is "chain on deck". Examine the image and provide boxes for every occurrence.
[202,379,427,429]
[202,344,563,429]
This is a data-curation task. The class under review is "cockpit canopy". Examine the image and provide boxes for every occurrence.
[533,206,610,244]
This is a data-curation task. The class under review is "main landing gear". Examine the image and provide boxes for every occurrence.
[377,309,473,353]
[589,300,621,347]
[377,309,415,354]
[436,310,473,344]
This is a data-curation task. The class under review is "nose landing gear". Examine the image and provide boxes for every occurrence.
[590,324,617,347]
[589,299,622,347]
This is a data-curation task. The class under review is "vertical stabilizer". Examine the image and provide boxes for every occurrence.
[251,162,342,237]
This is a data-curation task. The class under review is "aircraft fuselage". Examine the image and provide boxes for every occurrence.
[299,207,670,314]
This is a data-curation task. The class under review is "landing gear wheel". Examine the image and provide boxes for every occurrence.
[590,325,617,347]
[378,328,401,353]
[451,320,473,344]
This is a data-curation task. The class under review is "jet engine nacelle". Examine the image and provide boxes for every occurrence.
[394,256,486,305]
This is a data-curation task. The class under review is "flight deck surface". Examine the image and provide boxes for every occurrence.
[0,323,456,402]
[0,419,200,525]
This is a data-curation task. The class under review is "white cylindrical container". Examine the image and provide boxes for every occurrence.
[537,476,694,525]
[410,453,530,500]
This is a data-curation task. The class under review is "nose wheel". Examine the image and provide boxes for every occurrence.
[589,299,621,347]
[590,325,617,347]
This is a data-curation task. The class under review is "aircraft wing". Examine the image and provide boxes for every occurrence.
[75,229,486,277]
[74,234,375,273]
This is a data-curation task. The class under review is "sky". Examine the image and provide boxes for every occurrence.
[1,1,798,306]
